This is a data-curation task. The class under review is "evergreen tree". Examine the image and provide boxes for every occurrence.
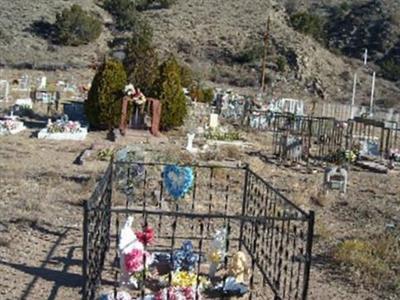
[124,26,158,95]
[153,56,187,130]
[85,59,127,129]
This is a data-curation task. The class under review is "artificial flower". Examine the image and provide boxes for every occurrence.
[171,271,198,287]
[172,241,198,271]
[135,226,154,246]
[125,248,153,273]
[163,165,194,199]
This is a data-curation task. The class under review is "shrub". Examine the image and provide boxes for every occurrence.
[104,0,140,31]
[290,12,326,43]
[54,4,102,46]
[234,40,264,64]
[124,31,158,96]
[189,85,214,103]
[276,56,287,72]
[380,58,400,81]
[85,59,127,129]
[179,64,194,88]
[153,56,187,130]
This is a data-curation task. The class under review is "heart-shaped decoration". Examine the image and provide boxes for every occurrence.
[163,165,194,200]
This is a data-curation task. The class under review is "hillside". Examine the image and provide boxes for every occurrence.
[0,0,399,107]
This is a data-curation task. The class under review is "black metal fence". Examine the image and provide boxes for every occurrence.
[82,162,314,300]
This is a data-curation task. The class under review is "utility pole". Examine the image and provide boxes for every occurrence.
[261,16,270,93]
[351,73,357,119]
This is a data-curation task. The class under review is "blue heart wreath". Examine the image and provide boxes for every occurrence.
[163,165,194,200]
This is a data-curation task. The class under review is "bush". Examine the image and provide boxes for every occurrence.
[380,58,400,81]
[85,59,127,129]
[189,85,214,103]
[234,41,264,64]
[179,64,194,88]
[54,4,102,46]
[153,56,187,130]
[290,12,326,43]
[104,0,141,31]
[124,31,158,95]
[276,56,287,72]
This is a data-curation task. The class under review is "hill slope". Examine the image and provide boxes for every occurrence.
[0,0,399,107]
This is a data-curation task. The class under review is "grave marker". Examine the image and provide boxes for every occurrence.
[324,167,348,193]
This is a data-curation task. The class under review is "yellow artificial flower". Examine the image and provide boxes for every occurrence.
[207,250,222,263]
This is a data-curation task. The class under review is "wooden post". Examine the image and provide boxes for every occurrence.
[261,17,270,93]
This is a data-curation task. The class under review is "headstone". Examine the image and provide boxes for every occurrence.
[186,133,196,152]
[38,76,47,90]
[324,167,348,193]
[281,135,303,161]
[209,113,219,128]
[19,75,29,91]
[0,80,9,102]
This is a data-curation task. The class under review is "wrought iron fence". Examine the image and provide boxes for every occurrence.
[82,162,314,300]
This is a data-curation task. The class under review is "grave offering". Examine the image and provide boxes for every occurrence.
[0,115,26,136]
[324,167,348,193]
[38,116,87,140]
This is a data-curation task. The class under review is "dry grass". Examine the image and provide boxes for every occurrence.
[333,233,400,293]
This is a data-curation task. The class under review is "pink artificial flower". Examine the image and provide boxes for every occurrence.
[135,226,154,245]
[124,248,152,273]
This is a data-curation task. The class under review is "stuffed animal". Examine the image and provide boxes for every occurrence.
[227,251,249,283]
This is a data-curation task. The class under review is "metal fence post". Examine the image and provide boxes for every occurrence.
[82,200,89,297]
[302,211,315,300]
[238,164,250,250]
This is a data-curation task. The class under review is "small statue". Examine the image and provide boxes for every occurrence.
[227,251,249,283]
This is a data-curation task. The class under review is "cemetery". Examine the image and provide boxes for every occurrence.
[0,69,398,300]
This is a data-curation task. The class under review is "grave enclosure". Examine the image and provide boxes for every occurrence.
[83,162,315,300]
[242,112,400,163]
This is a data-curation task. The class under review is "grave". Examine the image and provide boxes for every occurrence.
[0,113,26,136]
[0,80,9,102]
[324,167,348,193]
[38,116,88,141]
[63,101,87,124]
[14,98,33,110]
[209,113,219,129]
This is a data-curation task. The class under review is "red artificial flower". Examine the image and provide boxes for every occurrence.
[135,226,154,245]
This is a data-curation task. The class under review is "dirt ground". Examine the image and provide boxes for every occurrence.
[0,111,399,299]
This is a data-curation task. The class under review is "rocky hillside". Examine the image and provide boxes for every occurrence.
[0,0,399,107]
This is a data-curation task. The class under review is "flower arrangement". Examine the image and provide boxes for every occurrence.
[163,165,194,200]
[172,241,199,271]
[0,120,18,131]
[153,287,199,300]
[47,120,82,134]
[119,217,154,288]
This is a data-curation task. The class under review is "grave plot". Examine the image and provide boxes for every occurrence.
[38,117,88,141]
[0,115,26,136]
[83,161,315,300]
[348,118,399,158]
